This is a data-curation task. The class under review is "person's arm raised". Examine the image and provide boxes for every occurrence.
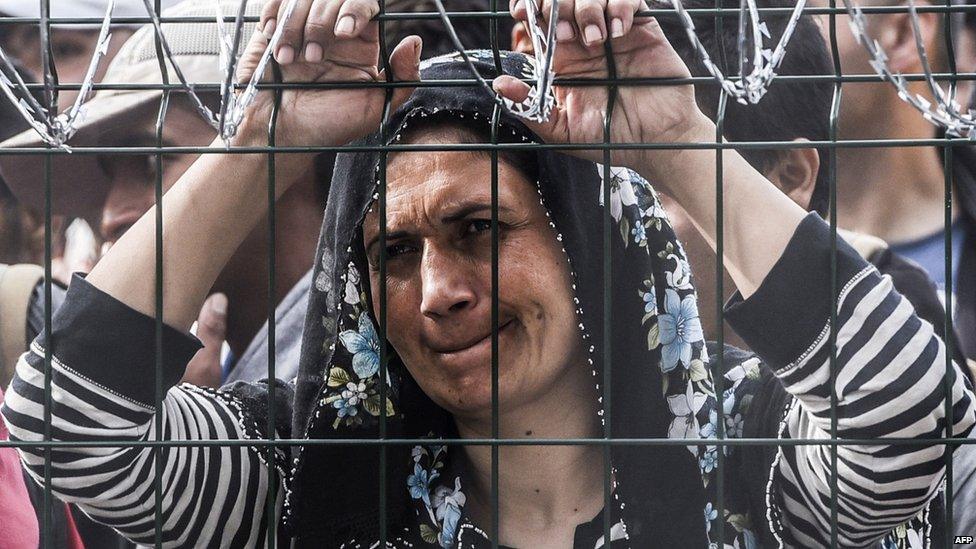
[86,0,421,331]
[495,2,804,298]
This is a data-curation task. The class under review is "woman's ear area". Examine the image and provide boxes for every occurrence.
[764,138,820,210]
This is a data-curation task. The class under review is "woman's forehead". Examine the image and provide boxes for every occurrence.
[363,151,538,233]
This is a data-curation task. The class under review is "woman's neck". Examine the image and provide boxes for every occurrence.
[453,359,606,548]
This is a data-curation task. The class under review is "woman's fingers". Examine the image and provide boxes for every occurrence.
[510,0,527,21]
[492,75,564,142]
[512,0,647,46]
[607,0,643,38]
[302,0,341,62]
[493,74,532,103]
[260,0,281,38]
[269,0,379,64]
[237,29,270,83]
[334,0,381,38]
[574,0,609,46]
[275,0,314,63]
[386,35,424,110]
[540,0,578,42]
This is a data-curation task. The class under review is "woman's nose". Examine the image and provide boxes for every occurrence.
[419,247,478,319]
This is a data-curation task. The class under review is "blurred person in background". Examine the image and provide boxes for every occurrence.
[0,0,142,108]
[806,0,976,539]
[809,0,976,360]
[0,0,173,283]
[0,59,46,269]
[0,45,87,549]
[952,0,975,103]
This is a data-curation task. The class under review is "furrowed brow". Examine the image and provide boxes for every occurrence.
[441,203,513,224]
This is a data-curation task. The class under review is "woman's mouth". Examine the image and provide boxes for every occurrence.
[431,319,517,367]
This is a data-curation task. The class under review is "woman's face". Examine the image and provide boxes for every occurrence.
[362,147,583,421]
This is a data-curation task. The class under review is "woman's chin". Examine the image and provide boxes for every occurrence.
[436,374,507,419]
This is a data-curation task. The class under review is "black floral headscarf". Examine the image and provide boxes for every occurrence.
[280,51,751,548]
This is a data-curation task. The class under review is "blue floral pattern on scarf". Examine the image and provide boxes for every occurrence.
[409,443,467,548]
[320,262,395,430]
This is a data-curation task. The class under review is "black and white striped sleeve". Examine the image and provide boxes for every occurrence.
[726,213,976,548]
[0,276,286,548]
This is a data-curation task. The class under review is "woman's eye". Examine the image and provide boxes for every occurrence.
[464,219,493,235]
[384,243,415,258]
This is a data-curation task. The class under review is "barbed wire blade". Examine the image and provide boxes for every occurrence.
[670,0,805,104]
[140,0,220,132]
[222,0,301,142]
[432,0,557,123]
[844,0,973,138]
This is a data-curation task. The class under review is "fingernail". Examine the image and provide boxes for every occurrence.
[304,41,323,62]
[211,293,228,316]
[611,18,624,38]
[584,24,603,45]
[556,20,575,41]
[277,44,294,64]
[263,18,276,39]
[335,15,356,36]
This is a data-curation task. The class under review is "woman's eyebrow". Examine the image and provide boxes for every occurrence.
[441,203,513,224]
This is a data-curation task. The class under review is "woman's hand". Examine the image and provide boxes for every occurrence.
[499,0,808,299]
[496,0,714,187]
[234,0,422,148]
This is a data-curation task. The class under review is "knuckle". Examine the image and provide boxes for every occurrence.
[303,20,330,39]
[608,0,635,17]
[342,0,379,17]
[575,1,605,21]
[261,1,280,20]
[276,1,292,20]
[559,1,575,18]
[280,26,303,43]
